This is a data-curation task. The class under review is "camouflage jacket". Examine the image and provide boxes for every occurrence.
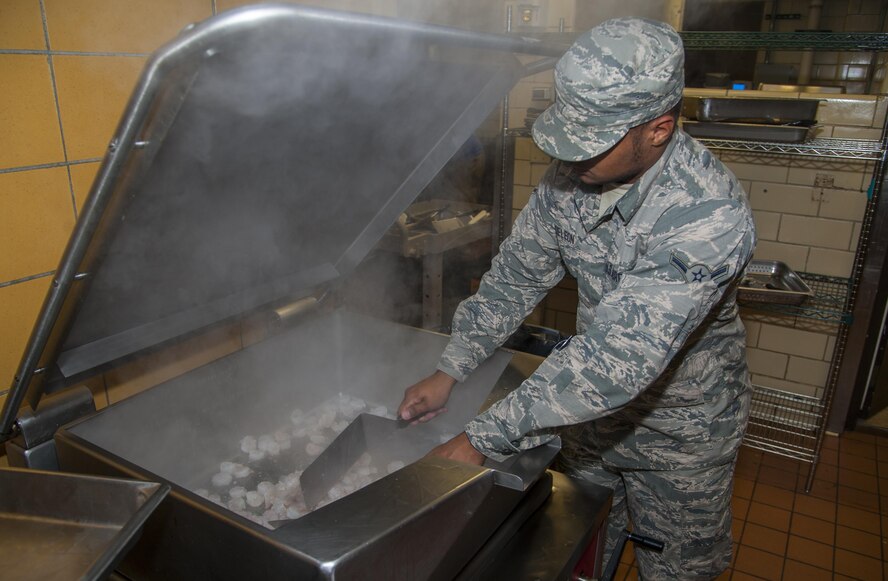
[438,130,756,470]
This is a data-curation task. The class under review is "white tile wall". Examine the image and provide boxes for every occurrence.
[529,145,550,164]
[751,211,780,241]
[747,347,788,377]
[723,160,790,183]
[513,185,534,210]
[530,163,548,185]
[757,324,828,360]
[751,375,821,398]
[786,356,831,388]
[851,222,863,250]
[748,182,820,216]
[777,215,853,250]
[806,247,855,278]
[825,335,837,362]
[515,137,532,161]
[514,160,531,186]
[818,188,868,221]
[753,240,809,272]
[786,166,867,191]
[831,126,882,140]
[744,320,761,347]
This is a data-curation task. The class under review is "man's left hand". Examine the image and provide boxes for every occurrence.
[426,432,486,466]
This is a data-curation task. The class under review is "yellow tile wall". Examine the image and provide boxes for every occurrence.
[0,168,75,282]
[217,0,397,16]
[0,1,217,419]
[43,0,211,53]
[0,1,46,50]
[53,55,148,160]
[0,54,65,169]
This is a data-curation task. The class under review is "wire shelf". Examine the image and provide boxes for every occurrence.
[699,137,885,160]
[680,31,888,51]
[738,272,851,324]
[515,32,888,52]
[744,385,824,463]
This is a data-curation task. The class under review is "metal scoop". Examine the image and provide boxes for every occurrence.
[299,413,429,509]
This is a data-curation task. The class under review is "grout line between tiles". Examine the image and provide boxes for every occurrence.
[0,49,148,57]
[37,0,77,221]
[0,271,54,289]
[0,158,102,176]
[64,164,77,218]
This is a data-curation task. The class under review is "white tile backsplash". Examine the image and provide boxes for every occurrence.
[529,146,550,164]
[786,356,831,388]
[752,211,781,241]
[751,375,821,398]
[723,160,790,183]
[818,188,868,221]
[778,215,853,250]
[851,222,863,251]
[831,126,883,140]
[745,319,761,347]
[530,162,549,185]
[747,347,789,377]
[806,247,855,278]
[786,167,867,191]
[515,137,532,161]
[758,324,828,360]
[748,182,821,216]
[514,160,531,186]
[753,240,809,272]
[512,185,533,211]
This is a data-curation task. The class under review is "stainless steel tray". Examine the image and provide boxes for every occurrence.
[0,467,168,581]
[697,98,819,125]
[683,121,811,143]
[738,260,814,305]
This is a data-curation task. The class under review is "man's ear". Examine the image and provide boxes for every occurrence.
[647,113,676,147]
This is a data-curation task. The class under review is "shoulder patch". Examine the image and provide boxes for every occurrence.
[670,252,732,286]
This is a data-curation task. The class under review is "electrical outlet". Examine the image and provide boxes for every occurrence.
[814,173,835,188]
[517,4,540,26]
[508,2,547,29]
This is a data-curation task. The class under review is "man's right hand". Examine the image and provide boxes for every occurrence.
[398,370,457,424]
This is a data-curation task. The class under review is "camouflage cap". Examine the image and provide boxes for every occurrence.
[532,18,684,161]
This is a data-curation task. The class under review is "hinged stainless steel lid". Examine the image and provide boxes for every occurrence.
[2,4,563,438]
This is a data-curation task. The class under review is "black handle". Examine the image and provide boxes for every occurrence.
[627,532,665,552]
[597,530,665,581]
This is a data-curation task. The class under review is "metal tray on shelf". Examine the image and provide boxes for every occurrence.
[683,121,811,143]
[696,98,819,125]
[738,260,814,305]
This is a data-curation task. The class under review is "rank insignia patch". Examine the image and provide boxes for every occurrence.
[670,252,732,286]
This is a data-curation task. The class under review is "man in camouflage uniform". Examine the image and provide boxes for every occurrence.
[399,17,755,580]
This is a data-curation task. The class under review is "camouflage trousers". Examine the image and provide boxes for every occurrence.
[556,455,736,580]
